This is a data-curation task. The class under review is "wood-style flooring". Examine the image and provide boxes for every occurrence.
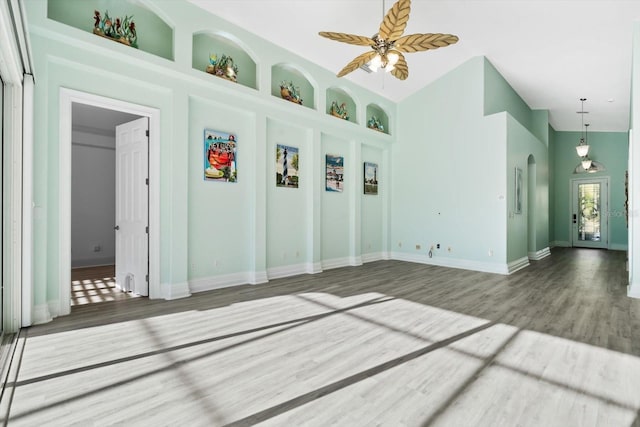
[4,248,640,426]
[71,265,139,306]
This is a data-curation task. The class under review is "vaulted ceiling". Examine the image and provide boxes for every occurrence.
[189,0,640,133]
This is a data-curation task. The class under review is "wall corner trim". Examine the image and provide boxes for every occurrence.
[508,256,530,274]
[628,283,640,299]
[32,303,53,325]
[528,247,551,261]
[162,282,191,300]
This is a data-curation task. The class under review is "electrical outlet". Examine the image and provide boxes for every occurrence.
[415,244,421,250]
[437,243,440,249]
[448,247,452,252]
[93,245,101,252]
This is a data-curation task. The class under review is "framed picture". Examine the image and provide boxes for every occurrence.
[204,129,237,182]
[326,154,344,192]
[276,144,299,188]
[515,167,522,214]
[364,162,378,195]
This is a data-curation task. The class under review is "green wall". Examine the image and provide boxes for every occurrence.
[484,59,548,145]
[25,0,393,320]
[393,56,550,273]
[394,57,509,272]
[552,130,629,249]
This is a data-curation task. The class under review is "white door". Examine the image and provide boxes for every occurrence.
[571,178,609,249]
[115,117,149,296]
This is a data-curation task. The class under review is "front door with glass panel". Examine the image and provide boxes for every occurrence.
[571,178,608,248]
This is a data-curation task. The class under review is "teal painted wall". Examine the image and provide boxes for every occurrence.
[548,125,557,243]
[552,131,629,249]
[394,56,550,272]
[25,0,394,314]
[506,115,549,262]
[394,57,509,271]
[484,59,548,145]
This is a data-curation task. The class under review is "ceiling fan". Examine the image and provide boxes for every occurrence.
[319,0,459,80]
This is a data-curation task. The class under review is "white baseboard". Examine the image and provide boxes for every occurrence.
[71,257,115,268]
[306,262,323,274]
[267,263,308,280]
[391,251,511,275]
[322,257,352,270]
[33,303,52,325]
[189,272,252,294]
[249,270,268,285]
[161,281,191,300]
[628,283,640,299]
[551,241,570,248]
[508,256,530,274]
[362,252,385,263]
[528,247,551,261]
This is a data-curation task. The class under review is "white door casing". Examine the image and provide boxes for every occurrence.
[59,88,160,318]
[116,117,149,296]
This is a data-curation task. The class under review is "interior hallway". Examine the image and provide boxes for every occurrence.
[3,248,640,426]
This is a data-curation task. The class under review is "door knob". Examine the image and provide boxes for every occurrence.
[114,225,120,230]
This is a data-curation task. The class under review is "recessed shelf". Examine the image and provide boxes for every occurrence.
[192,32,257,90]
[47,0,174,61]
[366,103,390,134]
[271,63,315,110]
[326,87,357,124]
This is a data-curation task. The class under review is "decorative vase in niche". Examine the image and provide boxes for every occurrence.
[367,115,385,132]
[330,101,349,120]
[279,81,303,105]
[206,54,239,82]
[92,10,138,48]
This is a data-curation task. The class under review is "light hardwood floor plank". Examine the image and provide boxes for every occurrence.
[6,248,640,426]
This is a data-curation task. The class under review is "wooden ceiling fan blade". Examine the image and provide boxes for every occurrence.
[394,33,459,53]
[390,51,408,80]
[337,51,379,77]
[378,0,411,41]
[318,31,376,47]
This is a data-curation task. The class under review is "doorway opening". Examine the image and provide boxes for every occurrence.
[571,177,609,249]
[71,103,144,306]
[59,89,161,317]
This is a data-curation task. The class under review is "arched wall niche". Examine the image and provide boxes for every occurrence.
[365,103,390,134]
[192,31,258,90]
[47,0,175,60]
[326,86,358,124]
[271,63,317,110]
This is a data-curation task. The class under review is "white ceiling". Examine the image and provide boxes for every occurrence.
[188,0,640,132]
[72,103,140,136]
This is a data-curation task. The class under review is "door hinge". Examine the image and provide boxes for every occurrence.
[145,178,149,185]
[145,226,149,233]
[145,274,149,282]
[145,130,149,137]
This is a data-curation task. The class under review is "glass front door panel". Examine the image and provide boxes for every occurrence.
[578,183,601,242]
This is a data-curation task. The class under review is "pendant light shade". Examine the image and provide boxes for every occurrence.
[576,142,589,157]
[576,98,590,157]
[581,157,592,170]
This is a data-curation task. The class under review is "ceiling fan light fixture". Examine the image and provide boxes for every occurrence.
[387,51,400,66]
[370,54,383,71]
[318,0,458,81]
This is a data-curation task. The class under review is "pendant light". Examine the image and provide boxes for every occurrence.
[576,98,590,157]
[581,123,592,170]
